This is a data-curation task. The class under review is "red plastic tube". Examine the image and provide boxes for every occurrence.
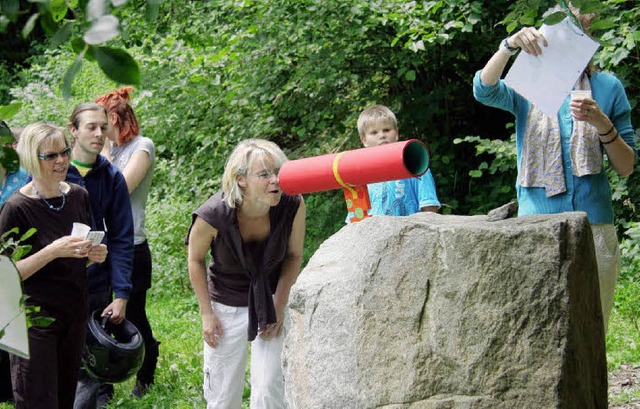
[279,139,429,195]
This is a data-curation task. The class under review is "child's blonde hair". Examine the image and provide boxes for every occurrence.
[357,105,397,136]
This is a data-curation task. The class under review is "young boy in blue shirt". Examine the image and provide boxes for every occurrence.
[350,105,440,218]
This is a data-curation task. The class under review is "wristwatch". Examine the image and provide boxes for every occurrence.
[500,37,519,56]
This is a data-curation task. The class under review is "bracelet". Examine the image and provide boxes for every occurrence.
[598,125,615,136]
[499,38,518,56]
[601,132,619,145]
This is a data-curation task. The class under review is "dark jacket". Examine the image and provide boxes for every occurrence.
[66,154,134,299]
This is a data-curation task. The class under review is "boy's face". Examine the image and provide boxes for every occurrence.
[360,119,399,148]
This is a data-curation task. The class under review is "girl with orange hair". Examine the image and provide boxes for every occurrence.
[97,87,159,398]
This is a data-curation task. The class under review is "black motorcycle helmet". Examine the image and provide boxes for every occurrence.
[82,309,145,383]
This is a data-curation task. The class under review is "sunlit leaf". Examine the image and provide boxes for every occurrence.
[50,22,74,47]
[589,18,616,31]
[21,13,39,38]
[0,16,9,33]
[145,0,162,22]
[62,54,84,99]
[0,103,23,120]
[95,46,140,84]
[19,228,37,241]
[543,11,567,26]
[49,0,69,22]
[30,316,55,328]
[404,70,416,81]
[83,14,119,44]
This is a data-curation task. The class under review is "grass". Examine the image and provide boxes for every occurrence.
[607,308,640,371]
[0,190,638,407]
[105,292,206,408]
[2,279,639,408]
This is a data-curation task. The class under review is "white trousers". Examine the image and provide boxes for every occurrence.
[204,302,287,409]
[591,224,621,334]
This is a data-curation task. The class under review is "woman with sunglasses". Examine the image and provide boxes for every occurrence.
[0,122,107,408]
[187,139,306,408]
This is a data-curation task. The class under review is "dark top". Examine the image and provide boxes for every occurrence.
[66,155,134,299]
[0,183,91,323]
[186,191,301,340]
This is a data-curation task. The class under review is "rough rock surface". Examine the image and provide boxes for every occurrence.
[284,212,606,409]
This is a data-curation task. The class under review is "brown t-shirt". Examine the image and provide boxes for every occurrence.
[0,183,91,323]
[187,191,301,340]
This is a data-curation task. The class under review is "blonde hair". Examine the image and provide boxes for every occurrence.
[17,123,71,178]
[357,105,397,136]
[222,139,288,208]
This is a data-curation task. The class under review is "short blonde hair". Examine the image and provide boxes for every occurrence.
[17,123,71,178]
[357,105,397,136]
[222,139,288,208]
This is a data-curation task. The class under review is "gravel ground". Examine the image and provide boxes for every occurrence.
[610,364,640,408]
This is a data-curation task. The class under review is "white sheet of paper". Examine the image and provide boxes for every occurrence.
[504,18,600,117]
[0,255,29,358]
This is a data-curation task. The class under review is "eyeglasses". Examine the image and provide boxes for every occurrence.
[38,147,72,161]
[251,169,279,180]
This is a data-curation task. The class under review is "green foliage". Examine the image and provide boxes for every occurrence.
[0,227,35,261]
[503,0,608,33]
[0,0,144,97]
[453,132,518,213]
[302,191,346,265]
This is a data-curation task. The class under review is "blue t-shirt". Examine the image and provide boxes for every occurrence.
[1,168,28,206]
[347,169,440,220]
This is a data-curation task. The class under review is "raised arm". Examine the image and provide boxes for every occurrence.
[480,27,547,86]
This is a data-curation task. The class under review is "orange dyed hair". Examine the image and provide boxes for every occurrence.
[95,86,140,145]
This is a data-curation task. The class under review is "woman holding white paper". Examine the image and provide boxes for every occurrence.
[0,123,107,408]
[472,9,635,332]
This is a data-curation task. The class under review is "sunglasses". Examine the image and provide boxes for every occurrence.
[38,146,72,161]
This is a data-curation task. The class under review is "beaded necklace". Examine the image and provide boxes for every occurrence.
[33,182,66,212]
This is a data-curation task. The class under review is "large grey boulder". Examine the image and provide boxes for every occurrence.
[284,212,606,409]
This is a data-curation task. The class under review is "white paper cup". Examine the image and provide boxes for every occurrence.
[571,90,592,101]
[71,222,91,238]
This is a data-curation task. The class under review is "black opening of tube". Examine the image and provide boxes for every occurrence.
[403,140,429,176]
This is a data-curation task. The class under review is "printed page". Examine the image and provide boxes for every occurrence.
[504,18,600,116]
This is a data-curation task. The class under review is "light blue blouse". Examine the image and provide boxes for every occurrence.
[473,70,636,224]
[0,168,28,206]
